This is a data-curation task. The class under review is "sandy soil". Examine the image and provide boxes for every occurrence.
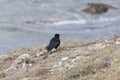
[0,36,120,80]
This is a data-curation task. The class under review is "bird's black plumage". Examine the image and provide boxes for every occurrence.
[46,34,60,52]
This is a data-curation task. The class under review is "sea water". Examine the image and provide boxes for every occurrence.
[0,0,120,53]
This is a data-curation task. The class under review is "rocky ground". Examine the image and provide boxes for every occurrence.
[0,36,120,80]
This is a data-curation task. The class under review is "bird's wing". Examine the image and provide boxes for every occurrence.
[46,38,59,51]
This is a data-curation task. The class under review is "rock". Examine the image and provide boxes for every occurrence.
[83,3,117,14]
[5,54,33,73]
[11,54,31,66]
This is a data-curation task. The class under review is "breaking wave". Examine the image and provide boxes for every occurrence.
[49,20,86,26]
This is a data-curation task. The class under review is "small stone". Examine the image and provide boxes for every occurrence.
[76,56,80,59]
[20,78,29,80]
[62,57,69,61]
[29,64,32,67]
[71,59,76,62]
[0,71,5,77]
[100,69,106,73]
[114,59,119,62]
[36,52,44,57]
[115,41,120,44]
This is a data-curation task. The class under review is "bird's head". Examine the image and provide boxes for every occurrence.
[54,34,61,37]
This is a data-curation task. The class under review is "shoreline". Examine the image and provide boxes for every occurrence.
[0,35,120,55]
[0,35,117,55]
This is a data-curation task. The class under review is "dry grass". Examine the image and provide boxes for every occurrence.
[0,36,120,80]
[28,66,51,77]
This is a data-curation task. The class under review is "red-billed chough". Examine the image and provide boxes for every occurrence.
[46,34,60,52]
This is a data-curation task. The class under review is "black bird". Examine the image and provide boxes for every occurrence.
[46,34,60,52]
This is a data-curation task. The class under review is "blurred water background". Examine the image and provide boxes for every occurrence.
[0,0,120,54]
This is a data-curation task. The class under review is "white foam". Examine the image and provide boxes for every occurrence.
[92,17,118,23]
[50,20,86,26]
[98,17,117,22]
